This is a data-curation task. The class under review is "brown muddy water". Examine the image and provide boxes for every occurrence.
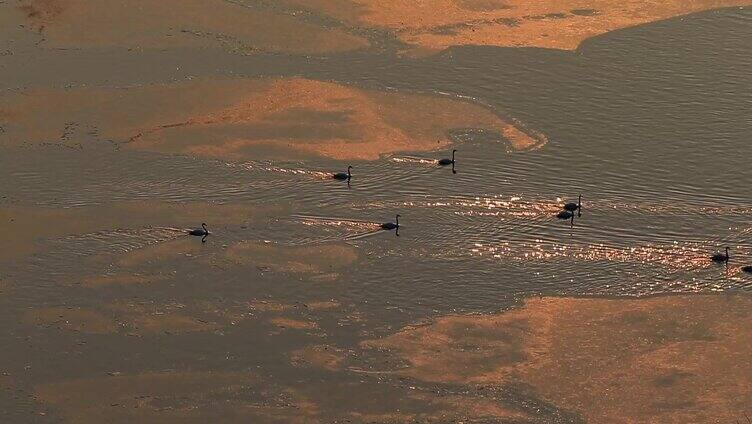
[1,2,752,423]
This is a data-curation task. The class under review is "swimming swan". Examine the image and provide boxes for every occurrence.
[333,166,353,181]
[381,215,400,230]
[557,210,574,220]
[711,247,730,263]
[564,194,582,216]
[438,150,456,166]
[188,223,210,242]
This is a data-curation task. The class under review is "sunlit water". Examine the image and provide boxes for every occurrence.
[1,8,751,319]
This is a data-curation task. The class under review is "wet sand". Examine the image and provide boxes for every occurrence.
[14,0,368,55]
[226,241,357,277]
[8,0,744,56]
[282,0,747,53]
[81,274,168,289]
[24,307,119,335]
[290,344,346,371]
[1,77,544,160]
[17,290,752,422]
[36,372,268,424]
[365,294,752,423]
[26,303,220,336]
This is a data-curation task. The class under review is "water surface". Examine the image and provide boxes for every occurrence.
[1,6,751,423]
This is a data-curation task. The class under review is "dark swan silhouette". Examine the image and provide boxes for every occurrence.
[711,247,730,263]
[333,166,353,181]
[381,215,400,231]
[188,223,210,242]
[438,150,456,166]
[557,210,574,220]
[742,265,752,274]
[564,194,582,216]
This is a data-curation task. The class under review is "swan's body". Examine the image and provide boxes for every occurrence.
[742,265,752,274]
[381,214,400,230]
[564,194,582,212]
[438,150,456,166]
[188,223,210,242]
[188,223,209,236]
[711,247,730,263]
[557,210,574,220]
[333,166,352,181]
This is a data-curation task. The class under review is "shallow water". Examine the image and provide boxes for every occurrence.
[1,5,751,423]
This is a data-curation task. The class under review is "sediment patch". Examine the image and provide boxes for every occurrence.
[282,0,747,53]
[226,240,358,277]
[1,78,545,160]
[15,0,368,54]
[291,344,346,371]
[364,294,752,423]
[26,303,220,336]
[35,371,285,424]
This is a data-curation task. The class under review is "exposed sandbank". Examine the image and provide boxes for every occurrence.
[1,78,545,160]
[282,0,748,53]
[364,294,752,423]
[14,0,743,56]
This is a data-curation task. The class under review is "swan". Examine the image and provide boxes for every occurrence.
[438,150,456,166]
[381,214,400,230]
[742,266,752,274]
[564,194,582,215]
[188,223,210,242]
[333,166,353,181]
[557,210,574,220]
[711,247,730,263]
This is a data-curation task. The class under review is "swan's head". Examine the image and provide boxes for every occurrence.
[348,166,353,170]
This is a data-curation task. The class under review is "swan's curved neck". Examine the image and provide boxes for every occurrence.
[396,216,399,226]
[202,223,207,232]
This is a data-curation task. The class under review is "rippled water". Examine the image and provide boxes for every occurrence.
[3,5,752,315]
[1,7,751,422]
